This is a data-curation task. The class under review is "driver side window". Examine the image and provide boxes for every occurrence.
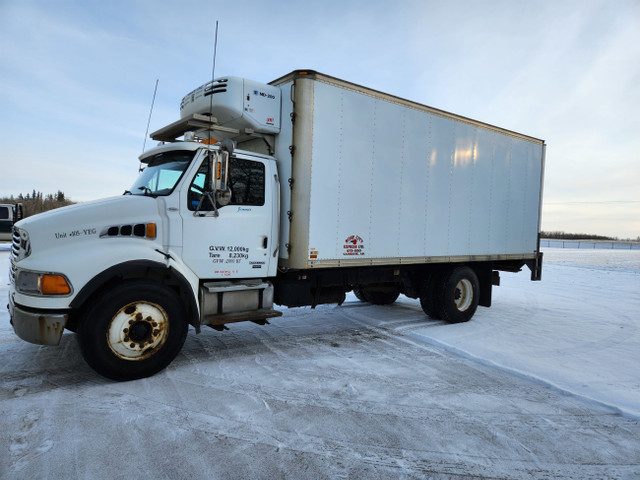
[188,156,265,211]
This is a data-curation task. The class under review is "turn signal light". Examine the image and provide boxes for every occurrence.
[146,223,157,239]
[40,274,71,295]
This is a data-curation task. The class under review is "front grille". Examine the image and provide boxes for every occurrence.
[10,226,31,263]
[11,227,20,260]
[9,258,16,284]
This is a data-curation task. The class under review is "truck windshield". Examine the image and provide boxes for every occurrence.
[129,150,196,196]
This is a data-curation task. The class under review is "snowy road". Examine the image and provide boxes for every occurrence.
[1,247,639,479]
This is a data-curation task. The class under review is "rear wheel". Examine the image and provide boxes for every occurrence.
[77,281,188,381]
[363,288,400,305]
[438,266,479,324]
[352,288,368,302]
[419,272,442,319]
[353,287,400,305]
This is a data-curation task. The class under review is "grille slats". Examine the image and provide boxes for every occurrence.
[11,228,20,259]
[10,226,31,266]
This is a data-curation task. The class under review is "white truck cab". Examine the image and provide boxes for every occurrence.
[9,137,282,379]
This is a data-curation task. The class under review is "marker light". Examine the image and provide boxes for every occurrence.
[146,223,157,239]
[40,274,71,295]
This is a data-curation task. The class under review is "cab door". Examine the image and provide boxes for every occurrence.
[180,152,276,279]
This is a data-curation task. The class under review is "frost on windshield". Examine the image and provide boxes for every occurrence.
[129,150,196,196]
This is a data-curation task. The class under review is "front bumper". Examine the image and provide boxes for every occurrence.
[8,294,68,345]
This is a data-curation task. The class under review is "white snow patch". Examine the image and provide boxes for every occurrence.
[389,247,640,419]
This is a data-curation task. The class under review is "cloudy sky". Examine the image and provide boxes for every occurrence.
[1,0,639,238]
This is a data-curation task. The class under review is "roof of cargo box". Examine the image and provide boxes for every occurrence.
[269,70,544,145]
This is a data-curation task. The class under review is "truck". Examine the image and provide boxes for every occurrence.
[7,70,545,381]
[1,203,22,241]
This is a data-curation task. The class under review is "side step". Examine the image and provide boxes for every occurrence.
[199,279,281,327]
[204,308,283,326]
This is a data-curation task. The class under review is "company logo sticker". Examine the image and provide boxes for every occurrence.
[343,235,365,256]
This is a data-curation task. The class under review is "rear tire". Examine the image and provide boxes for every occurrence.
[353,288,368,302]
[438,266,479,324]
[77,281,188,381]
[363,289,400,305]
[419,272,442,319]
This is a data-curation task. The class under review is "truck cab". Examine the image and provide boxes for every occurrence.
[9,133,282,380]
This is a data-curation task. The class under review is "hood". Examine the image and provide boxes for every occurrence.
[16,195,163,253]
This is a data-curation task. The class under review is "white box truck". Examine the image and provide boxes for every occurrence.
[8,70,545,380]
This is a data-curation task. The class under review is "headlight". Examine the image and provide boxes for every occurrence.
[15,270,72,296]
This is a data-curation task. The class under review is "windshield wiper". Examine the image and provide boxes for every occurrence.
[138,186,155,196]
[123,190,132,195]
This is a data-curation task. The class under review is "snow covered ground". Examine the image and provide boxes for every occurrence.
[402,247,640,420]
[1,245,639,478]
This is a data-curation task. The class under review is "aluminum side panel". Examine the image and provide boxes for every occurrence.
[284,76,544,269]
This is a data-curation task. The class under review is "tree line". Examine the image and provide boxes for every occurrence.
[541,231,639,242]
[1,190,74,218]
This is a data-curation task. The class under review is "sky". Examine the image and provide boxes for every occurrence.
[0,0,639,239]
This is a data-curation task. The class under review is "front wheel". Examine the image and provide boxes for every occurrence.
[77,281,188,381]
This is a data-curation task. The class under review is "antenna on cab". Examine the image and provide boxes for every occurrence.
[208,21,219,145]
[140,78,159,172]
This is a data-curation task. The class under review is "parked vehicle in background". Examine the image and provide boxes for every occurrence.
[0,204,22,241]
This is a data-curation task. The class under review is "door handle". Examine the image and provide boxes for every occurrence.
[262,236,268,249]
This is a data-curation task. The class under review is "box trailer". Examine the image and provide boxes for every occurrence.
[8,70,545,380]
[271,72,544,270]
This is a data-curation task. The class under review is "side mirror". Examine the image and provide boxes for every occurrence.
[216,188,231,206]
[210,144,233,207]
[217,139,235,205]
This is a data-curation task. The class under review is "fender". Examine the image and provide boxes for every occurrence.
[70,259,201,332]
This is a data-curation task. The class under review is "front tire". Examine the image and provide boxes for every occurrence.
[78,281,188,381]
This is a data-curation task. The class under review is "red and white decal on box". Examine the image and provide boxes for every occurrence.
[343,235,365,256]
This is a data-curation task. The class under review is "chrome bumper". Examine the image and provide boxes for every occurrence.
[8,294,68,345]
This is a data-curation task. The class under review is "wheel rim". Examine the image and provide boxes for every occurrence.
[107,301,169,361]
[454,279,474,312]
